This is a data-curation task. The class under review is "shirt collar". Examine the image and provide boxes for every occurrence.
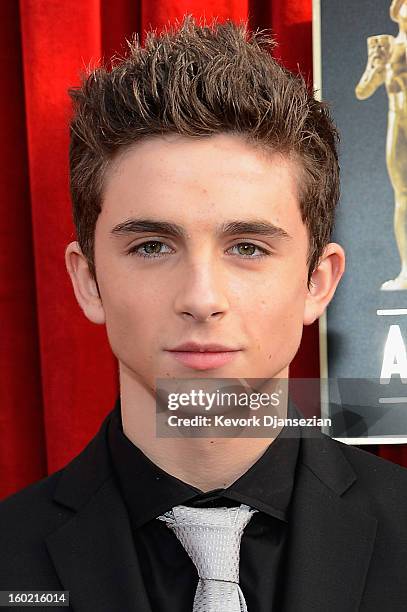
[108,396,300,528]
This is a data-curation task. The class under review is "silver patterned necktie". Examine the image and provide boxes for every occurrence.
[157,503,258,612]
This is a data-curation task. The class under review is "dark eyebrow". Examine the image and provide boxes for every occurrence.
[110,219,186,238]
[110,218,292,241]
[221,221,292,240]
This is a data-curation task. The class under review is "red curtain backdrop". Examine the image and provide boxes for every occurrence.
[0,0,403,501]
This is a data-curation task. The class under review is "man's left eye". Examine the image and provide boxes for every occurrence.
[228,243,270,258]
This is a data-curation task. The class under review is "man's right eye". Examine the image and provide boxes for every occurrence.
[127,241,173,258]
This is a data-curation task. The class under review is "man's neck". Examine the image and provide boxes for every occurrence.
[119,369,287,492]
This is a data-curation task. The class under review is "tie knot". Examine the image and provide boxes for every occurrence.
[157,504,257,582]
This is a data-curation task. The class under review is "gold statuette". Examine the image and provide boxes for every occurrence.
[356,0,407,290]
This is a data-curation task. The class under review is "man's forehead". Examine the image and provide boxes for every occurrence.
[106,132,299,182]
[98,133,304,237]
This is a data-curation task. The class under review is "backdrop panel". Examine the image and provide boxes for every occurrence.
[317,0,407,455]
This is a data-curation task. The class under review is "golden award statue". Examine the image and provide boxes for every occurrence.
[356,0,407,290]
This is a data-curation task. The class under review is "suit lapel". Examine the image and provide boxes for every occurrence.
[45,410,152,612]
[282,407,378,611]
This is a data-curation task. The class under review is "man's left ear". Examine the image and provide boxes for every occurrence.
[303,242,346,326]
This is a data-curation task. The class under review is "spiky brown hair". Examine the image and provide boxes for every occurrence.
[69,15,339,287]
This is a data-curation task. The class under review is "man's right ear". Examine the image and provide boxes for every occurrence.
[65,241,106,325]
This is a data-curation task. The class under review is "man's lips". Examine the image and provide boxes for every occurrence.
[169,342,239,352]
[167,350,240,370]
[166,343,241,370]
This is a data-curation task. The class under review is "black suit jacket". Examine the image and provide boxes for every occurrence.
[1,402,407,612]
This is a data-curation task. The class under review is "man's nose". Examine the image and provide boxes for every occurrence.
[173,261,229,322]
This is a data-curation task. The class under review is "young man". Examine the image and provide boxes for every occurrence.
[1,16,407,612]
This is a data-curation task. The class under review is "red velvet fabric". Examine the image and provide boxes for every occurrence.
[0,0,46,499]
[1,0,404,501]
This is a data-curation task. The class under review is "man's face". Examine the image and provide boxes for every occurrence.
[91,133,317,390]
